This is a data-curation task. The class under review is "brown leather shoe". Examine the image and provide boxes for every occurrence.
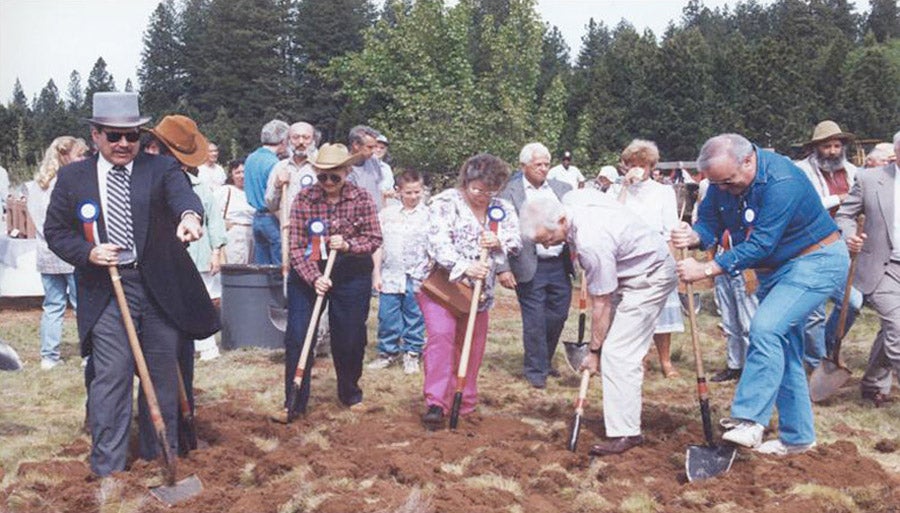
[862,390,894,408]
[589,435,644,456]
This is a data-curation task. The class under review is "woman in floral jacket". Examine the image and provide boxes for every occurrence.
[412,153,521,429]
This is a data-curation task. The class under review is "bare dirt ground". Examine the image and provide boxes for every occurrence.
[2,291,899,512]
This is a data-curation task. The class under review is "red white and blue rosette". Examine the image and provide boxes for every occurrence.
[304,218,328,261]
[78,200,100,245]
[487,205,505,234]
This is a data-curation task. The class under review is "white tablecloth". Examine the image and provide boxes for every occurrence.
[0,236,43,297]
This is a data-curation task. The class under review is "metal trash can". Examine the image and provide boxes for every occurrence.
[220,264,284,350]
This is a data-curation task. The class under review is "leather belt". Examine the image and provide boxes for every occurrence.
[117,261,139,270]
[796,231,840,258]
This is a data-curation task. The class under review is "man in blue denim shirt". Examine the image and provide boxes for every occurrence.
[672,134,849,456]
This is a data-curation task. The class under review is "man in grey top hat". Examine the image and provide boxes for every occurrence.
[45,92,220,477]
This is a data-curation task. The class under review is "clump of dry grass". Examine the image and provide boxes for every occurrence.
[463,473,524,498]
[788,483,859,513]
[620,491,661,513]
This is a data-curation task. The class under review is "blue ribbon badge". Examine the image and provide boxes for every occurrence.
[77,200,100,244]
[487,205,506,234]
[299,174,315,188]
[304,218,328,261]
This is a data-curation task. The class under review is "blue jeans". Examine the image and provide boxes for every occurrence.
[376,278,425,355]
[252,213,281,265]
[803,283,863,367]
[714,272,758,370]
[40,273,77,361]
[731,241,849,445]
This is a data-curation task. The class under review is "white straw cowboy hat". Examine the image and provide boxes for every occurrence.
[804,120,855,148]
[310,143,361,170]
[149,115,210,168]
[86,92,151,128]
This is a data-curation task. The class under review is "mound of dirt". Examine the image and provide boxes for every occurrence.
[2,398,898,513]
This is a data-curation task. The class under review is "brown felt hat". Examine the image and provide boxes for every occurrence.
[310,143,361,170]
[804,120,855,147]
[149,115,209,168]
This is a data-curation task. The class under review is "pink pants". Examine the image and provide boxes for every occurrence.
[417,292,490,415]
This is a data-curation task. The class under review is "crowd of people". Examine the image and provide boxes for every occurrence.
[18,90,900,478]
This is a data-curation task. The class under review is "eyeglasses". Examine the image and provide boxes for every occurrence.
[103,130,141,143]
[467,186,499,197]
[317,173,343,184]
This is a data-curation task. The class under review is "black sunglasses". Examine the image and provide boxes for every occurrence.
[317,173,343,184]
[103,130,141,143]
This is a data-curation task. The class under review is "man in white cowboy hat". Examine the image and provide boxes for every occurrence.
[794,120,863,369]
[44,92,219,477]
[276,143,382,420]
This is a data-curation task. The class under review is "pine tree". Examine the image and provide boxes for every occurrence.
[864,0,900,43]
[138,0,185,117]
[84,57,117,108]
[11,79,28,112]
[65,70,84,112]
[837,38,900,139]
[33,79,70,145]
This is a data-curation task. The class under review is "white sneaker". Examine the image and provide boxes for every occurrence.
[199,347,220,361]
[755,439,815,456]
[367,354,397,370]
[40,358,62,370]
[721,420,764,448]
[402,353,420,375]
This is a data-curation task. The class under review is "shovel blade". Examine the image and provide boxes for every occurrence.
[563,341,589,375]
[0,340,23,371]
[685,444,736,482]
[567,412,582,452]
[149,474,203,506]
[809,359,851,403]
[268,305,287,333]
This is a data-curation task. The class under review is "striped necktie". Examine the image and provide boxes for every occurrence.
[107,165,135,255]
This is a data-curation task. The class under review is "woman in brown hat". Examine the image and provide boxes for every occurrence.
[280,143,382,418]
[148,115,227,425]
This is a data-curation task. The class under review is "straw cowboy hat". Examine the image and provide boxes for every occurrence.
[86,92,151,128]
[310,143,361,170]
[149,115,209,168]
[804,120,855,148]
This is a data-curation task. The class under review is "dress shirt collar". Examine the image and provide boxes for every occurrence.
[97,153,134,175]
[522,174,549,191]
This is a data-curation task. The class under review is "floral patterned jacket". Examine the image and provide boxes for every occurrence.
[410,188,520,311]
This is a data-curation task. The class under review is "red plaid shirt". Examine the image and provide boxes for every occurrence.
[289,182,382,285]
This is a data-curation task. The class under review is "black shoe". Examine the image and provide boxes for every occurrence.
[589,435,645,456]
[861,389,894,408]
[422,405,445,430]
[710,368,742,383]
[548,368,561,378]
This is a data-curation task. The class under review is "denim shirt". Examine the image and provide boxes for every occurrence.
[694,147,838,275]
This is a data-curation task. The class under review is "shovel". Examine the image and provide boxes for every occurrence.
[565,272,593,451]
[681,251,736,482]
[108,265,202,505]
[449,247,489,430]
[269,183,292,332]
[563,271,589,374]
[175,363,198,455]
[810,214,865,403]
[286,248,338,422]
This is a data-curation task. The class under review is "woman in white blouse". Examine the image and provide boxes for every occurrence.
[617,139,684,378]
[26,136,88,369]
[216,159,255,264]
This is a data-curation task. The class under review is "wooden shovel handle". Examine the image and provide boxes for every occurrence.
[108,266,176,482]
[456,247,490,383]
[294,248,339,384]
[834,214,865,357]
[681,249,708,398]
[280,183,290,277]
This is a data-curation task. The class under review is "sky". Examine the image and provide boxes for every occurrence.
[0,0,872,103]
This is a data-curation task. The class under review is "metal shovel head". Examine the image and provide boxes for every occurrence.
[150,474,203,506]
[0,340,23,371]
[809,359,851,403]
[567,412,583,452]
[686,444,736,482]
[268,305,287,333]
[563,341,589,375]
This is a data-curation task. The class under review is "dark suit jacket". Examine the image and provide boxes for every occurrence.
[45,153,220,355]
[497,176,574,283]
[835,163,896,296]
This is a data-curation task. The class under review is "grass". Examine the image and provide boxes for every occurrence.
[1,286,899,512]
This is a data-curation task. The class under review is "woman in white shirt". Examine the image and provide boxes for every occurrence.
[216,159,255,264]
[617,139,684,378]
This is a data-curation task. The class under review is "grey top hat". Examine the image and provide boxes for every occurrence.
[87,92,151,128]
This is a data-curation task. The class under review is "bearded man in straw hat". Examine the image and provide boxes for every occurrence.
[274,143,382,422]
[45,93,219,477]
[794,120,863,370]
